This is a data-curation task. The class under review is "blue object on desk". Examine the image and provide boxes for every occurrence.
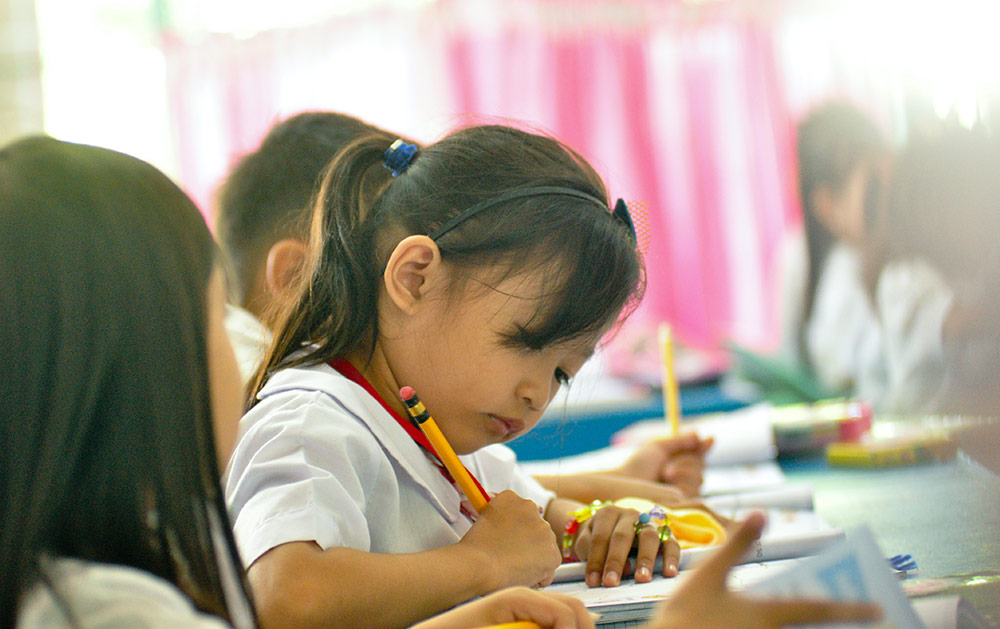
[508,382,751,461]
[889,554,917,572]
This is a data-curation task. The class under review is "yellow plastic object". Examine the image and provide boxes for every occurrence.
[827,434,957,468]
[613,497,727,549]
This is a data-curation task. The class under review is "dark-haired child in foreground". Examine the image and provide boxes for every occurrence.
[223,124,882,628]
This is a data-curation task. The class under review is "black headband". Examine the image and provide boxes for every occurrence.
[428,186,636,243]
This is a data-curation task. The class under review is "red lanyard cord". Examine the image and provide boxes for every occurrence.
[328,359,489,500]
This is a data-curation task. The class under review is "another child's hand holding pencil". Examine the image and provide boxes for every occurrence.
[614,433,714,498]
[460,490,563,590]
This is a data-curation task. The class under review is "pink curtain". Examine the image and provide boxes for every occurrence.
[160,0,898,359]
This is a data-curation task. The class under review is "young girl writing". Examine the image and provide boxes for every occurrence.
[225,124,688,627]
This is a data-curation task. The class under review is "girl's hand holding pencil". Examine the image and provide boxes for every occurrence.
[401,387,562,590]
[460,490,563,589]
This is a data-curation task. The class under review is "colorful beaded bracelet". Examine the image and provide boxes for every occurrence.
[562,500,611,561]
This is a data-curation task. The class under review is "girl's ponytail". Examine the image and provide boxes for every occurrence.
[247,131,398,405]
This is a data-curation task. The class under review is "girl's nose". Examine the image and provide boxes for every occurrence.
[515,371,555,412]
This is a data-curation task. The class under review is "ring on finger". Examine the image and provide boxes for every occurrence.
[633,511,655,535]
[658,523,673,543]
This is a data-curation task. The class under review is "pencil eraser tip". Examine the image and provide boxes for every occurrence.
[399,386,415,400]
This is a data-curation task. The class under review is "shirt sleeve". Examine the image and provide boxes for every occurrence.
[466,444,556,511]
[223,389,388,567]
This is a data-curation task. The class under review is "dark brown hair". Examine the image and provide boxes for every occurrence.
[214,111,392,306]
[250,124,644,403]
[0,137,254,627]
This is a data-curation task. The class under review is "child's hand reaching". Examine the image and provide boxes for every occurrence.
[647,512,883,628]
[615,433,713,497]
[410,587,595,629]
[460,490,563,590]
[572,503,681,588]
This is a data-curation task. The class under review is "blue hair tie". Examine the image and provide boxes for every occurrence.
[383,139,418,177]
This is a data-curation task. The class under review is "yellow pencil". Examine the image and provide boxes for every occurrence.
[473,611,602,628]
[400,386,490,513]
[659,323,680,435]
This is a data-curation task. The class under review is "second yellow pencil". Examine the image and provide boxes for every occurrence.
[658,323,680,435]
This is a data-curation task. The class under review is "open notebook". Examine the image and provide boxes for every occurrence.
[546,527,925,628]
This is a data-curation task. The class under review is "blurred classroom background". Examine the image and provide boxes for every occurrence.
[2,0,998,374]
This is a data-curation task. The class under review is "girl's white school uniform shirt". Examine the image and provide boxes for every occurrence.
[224,362,555,569]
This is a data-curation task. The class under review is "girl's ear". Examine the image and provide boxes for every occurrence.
[264,238,307,297]
[382,235,443,314]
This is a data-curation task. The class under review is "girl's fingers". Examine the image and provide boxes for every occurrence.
[659,536,681,578]
[579,513,610,588]
[692,512,766,587]
[633,521,664,583]
[599,510,642,587]
[756,598,883,626]
[573,531,597,588]
[698,435,715,454]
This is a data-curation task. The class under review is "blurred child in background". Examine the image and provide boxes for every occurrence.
[864,125,1000,416]
[777,101,890,403]
[214,111,391,382]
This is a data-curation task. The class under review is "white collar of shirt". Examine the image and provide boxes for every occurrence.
[259,364,464,522]
[224,304,273,384]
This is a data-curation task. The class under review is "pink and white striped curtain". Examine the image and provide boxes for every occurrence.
[161,0,898,360]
